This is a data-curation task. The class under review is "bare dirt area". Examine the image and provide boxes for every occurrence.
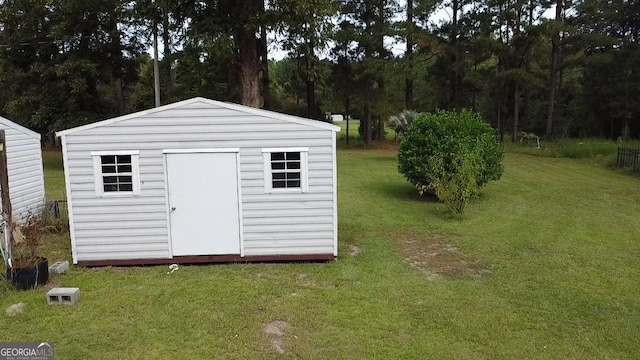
[263,320,291,354]
[389,229,490,279]
[349,245,362,257]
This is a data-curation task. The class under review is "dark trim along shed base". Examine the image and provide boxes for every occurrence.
[76,254,336,267]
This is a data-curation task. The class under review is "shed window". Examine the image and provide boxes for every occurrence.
[262,148,309,193]
[91,151,140,196]
[101,155,133,192]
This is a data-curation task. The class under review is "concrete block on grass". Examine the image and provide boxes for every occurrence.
[48,261,69,274]
[47,288,80,305]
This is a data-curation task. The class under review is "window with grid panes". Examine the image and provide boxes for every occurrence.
[270,152,301,189]
[100,155,134,192]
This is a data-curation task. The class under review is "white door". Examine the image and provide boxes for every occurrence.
[166,152,240,256]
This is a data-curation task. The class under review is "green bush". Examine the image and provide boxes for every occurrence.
[398,110,504,213]
[427,151,483,214]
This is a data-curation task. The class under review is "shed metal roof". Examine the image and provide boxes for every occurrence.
[56,97,340,137]
[0,116,41,140]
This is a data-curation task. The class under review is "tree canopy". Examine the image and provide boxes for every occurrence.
[0,0,638,143]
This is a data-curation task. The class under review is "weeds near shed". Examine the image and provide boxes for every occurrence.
[11,214,45,267]
[39,201,69,233]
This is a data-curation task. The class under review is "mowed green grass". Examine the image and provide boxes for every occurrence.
[2,149,640,359]
[335,120,397,143]
[335,119,361,141]
[42,150,66,200]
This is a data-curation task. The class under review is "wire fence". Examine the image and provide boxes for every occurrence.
[617,147,640,173]
[40,200,69,233]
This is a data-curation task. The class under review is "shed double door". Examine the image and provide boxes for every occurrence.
[166,152,241,256]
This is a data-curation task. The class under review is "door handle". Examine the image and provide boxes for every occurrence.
[171,207,176,212]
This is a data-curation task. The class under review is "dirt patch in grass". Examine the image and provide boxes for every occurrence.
[263,320,291,354]
[389,230,490,279]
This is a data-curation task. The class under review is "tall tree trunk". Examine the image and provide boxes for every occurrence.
[471,63,477,111]
[234,0,263,108]
[497,98,503,142]
[260,22,270,109]
[545,0,563,140]
[162,2,172,92]
[377,0,386,138]
[405,0,414,110]
[153,14,161,107]
[363,105,372,146]
[305,37,317,119]
[236,2,263,108]
[237,36,262,107]
[306,78,316,119]
[109,10,125,114]
[345,96,350,145]
[522,47,533,132]
[472,91,476,112]
[497,58,503,142]
[378,118,385,140]
[451,0,460,109]
[512,85,520,143]
[522,88,529,132]
[377,77,385,140]
[114,78,125,114]
[405,79,414,111]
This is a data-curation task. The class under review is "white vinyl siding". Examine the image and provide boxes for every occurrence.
[0,118,45,221]
[62,100,336,262]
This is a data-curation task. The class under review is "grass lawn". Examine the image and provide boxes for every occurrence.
[42,149,66,201]
[2,148,640,359]
[335,120,398,144]
[335,119,361,141]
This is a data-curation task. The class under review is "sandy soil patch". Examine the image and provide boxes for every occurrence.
[389,230,490,279]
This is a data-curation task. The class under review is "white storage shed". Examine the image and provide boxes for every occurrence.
[57,97,340,266]
[0,116,45,220]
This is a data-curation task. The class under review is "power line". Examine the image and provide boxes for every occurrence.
[0,35,99,48]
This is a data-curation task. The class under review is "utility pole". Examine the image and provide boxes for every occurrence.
[0,130,13,266]
[153,0,161,107]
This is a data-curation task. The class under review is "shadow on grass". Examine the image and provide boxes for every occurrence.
[366,154,398,162]
[374,181,487,223]
[375,181,439,203]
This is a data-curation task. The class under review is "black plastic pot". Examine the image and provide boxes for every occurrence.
[6,257,49,290]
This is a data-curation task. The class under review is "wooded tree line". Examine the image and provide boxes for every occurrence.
[0,0,638,145]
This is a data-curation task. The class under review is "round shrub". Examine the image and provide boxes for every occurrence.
[398,110,503,212]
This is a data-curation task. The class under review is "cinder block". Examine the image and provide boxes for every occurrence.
[48,261,69,274]
[47,287,80,306]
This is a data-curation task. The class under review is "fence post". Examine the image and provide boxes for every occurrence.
[0,130,12,265]
[619,146,640,173]
[617,147,621,168]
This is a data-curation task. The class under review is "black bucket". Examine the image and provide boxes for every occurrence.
[6,257,49,290]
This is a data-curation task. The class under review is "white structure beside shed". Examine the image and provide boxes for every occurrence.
[0,116,45,221]
[57,97,340,266]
